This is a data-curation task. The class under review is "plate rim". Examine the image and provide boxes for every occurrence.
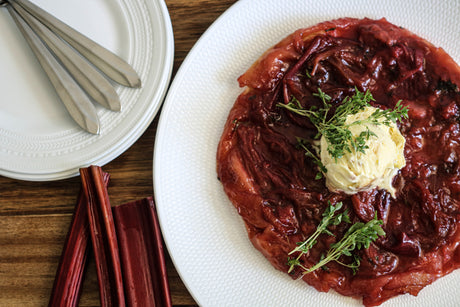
[0,0,174,181]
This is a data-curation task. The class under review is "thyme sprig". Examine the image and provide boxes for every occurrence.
[277,88,408,162]
[304,214,385,275]
[287,203,385,275]
[287,201,350,273]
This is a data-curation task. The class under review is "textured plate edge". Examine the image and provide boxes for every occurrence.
[153,1,246,305]
[0,0,175,181]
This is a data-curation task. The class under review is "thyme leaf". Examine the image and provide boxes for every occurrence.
[304,214,385,275]
[277,88,408,166]
[287,201,350,273]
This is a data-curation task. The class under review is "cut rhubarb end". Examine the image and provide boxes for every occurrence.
[48,172,109,307]
[80,166,125,307]
[113,197,172,307]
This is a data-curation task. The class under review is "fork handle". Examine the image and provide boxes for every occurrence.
[7,5,100,134]
[11,0,142,88]
[10,2,122,111]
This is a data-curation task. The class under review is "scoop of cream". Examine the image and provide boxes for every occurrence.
[320,106,405,197]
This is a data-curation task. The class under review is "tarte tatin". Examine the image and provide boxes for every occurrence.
[217,18,460,306]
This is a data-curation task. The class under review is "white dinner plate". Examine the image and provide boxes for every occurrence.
[0,0,173,181]
[154,0,460,306]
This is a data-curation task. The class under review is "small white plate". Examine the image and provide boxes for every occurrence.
[0,0,173,181]
[154,0,460,306]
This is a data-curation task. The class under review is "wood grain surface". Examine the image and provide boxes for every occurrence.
[0,0,238,305]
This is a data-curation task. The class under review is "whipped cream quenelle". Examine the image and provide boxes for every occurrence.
[320,106,406,197]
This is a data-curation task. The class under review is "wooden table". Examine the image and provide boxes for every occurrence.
[0,0,237,305]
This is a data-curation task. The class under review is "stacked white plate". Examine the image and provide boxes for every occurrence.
[0,0,174,180]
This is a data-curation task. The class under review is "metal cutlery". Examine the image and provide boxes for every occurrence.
[2,0,141,134]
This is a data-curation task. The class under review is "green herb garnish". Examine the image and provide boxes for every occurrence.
[277,88,408,164]
[305,214,385,275]
[287,201,350,273]
[288,209,385,275]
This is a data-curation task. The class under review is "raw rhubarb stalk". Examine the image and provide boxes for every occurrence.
[80,166,125,307]
[113,197,172,307]
[48,172,109,307]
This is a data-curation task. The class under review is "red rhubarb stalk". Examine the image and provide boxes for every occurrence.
[80,166,125,307]
[48,172,109,307]
[113,197,172,307]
